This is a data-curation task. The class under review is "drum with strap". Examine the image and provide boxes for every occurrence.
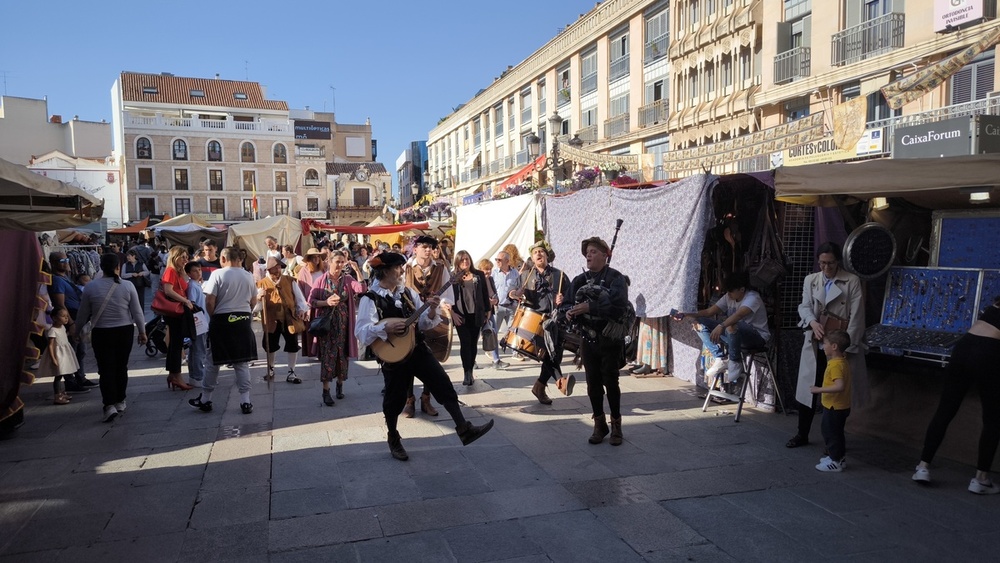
[502,306,547,361]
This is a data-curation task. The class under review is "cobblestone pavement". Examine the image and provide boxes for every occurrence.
[2,321,999,562]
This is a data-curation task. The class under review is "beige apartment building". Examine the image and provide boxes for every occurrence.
[112,72,385,223]
[429,0,1000,198]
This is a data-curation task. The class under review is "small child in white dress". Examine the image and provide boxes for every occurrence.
[38,306,80,405]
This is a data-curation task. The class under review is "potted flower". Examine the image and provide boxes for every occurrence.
[599,161,624,181]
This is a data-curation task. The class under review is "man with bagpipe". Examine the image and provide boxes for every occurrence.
[563,236,630,446]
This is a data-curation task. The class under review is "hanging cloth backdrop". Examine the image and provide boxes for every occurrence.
[454,193,538,265]
[541,175,715,318]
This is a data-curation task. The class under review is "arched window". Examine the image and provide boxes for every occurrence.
[136,137,152,159]
[273,143,287,164]
[305,168,319,186]
[241,142,256,163]
[172,139,187,160]
[207,140,222,162]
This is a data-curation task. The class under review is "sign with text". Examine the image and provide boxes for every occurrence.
[294,120,332,140]
[783,129,885,167]
[299,211,328,219]
[934,0,984,32]
[893,116,972,158]
[975,115,1000,154]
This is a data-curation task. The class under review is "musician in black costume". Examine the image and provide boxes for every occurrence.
[509,240,572,405]
[355,252,494,461]
[564,237,630,446]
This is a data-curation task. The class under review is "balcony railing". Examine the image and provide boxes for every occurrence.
[124,112,291,134]
[557,88,571,107]
[610,56,630,81]
[644,35,669,64]
[516,149,530,165]
[604,114,630,139]
[576,125,598,143]
[869,95,1000,152]
[638,99,670,128]
[581,73,598,95]
[831,12,905,66]
[774,46,812,84]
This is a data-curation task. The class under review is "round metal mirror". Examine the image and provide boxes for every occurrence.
[844,222,897,280]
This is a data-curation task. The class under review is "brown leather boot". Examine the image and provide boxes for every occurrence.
[420,393,439,416]
[609,416,623,446]
[531,380,552,405]
[589,415,610,444]
[387,430,408,461]
[402,396,416,418]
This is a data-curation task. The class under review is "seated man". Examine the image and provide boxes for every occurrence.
[680,272,769,384]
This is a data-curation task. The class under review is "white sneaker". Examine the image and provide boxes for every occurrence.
[102,405,118,423]
[912,466,931,483]
[705,357,726,379]
[968,478,1000,495]
[816,458,843,472]
[114,401,126,414]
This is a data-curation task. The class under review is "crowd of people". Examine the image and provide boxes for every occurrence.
[26,233,1000,490]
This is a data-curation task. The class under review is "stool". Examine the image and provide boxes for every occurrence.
[701,341,785,422]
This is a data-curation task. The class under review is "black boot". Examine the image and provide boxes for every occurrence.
[456,419,495,446]
[335,382,344,400]
[322,389,335,407]
[387,430,408,461]
[463,370,474,386]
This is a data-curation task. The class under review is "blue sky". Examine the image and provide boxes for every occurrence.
[1,0,602,197]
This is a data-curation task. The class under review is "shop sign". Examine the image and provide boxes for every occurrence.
[893,116,971,159]
[299,211,327,219]
[856,129,885,156]
[974,115,1000,154]
[784,138,855,167]
[196,213,224,221]
[934,0,983,32]
[294,120,332,140]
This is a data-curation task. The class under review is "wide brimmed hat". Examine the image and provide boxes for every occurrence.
[367,252,407,269]
[305,247,323,257]
[581,237,611,257]
[528,240,556,262]
[265,256,285,270]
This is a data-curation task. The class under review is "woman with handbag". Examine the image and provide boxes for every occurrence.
[451,250,492,386]
[308,250,365,406]
[76,254,147,422]
[159,246,195,391]
[787,242,867,449]
[122,249,151,312]
[476,258,501,366]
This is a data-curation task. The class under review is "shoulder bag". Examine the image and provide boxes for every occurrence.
[152,288,184,317]
[80,282,118,343]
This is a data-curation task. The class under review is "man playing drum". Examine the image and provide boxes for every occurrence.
[508,240,572,405]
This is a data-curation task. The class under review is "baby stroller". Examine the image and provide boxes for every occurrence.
[144,315,190,357]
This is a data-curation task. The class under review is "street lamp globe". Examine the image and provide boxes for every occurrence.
[547,112,564,137]
[526,133,541,160]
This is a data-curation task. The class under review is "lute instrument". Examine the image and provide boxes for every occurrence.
[370,272,463,364]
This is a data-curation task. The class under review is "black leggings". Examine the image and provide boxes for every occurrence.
[455,312,482,372]
[92,325,134,406]
[582,337,624,419]
[383,344,465,435]
[920,334,1000,472]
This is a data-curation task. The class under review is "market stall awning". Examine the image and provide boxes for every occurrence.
[774,153,1000,207]
[496,156,544,192]
[0,157,104,231]
[301,218,431,236]
[108,216,149,235]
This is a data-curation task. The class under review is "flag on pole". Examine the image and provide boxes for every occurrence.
[251,176,258,220]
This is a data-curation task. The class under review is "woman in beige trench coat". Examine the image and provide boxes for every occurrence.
[787,242,868,448]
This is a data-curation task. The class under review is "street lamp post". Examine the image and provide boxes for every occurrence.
[410,182,420,208]
[526,112,584,191]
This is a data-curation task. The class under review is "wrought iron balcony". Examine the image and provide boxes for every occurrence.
[638,99,670,128]
[774,46,811,84]
[831,12,905,66]
[604,114,630,139]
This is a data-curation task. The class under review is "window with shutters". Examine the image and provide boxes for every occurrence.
[581,49,598,94]
[209,198,225,215]
[174,198,191,215]
[137,167,153,190]
[138,198,155,218]
[950,56,995,105]
[610,93,630,118]
[353,187,370,206]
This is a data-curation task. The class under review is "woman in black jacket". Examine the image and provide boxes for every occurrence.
[451,250,493,386]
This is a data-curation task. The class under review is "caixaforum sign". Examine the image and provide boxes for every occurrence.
[893,117,972,158]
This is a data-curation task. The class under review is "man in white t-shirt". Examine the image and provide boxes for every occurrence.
[188,246,259,415]
[681,272,769,384]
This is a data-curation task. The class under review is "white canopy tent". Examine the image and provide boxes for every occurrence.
[454,193,538,264]
[226,215,302,259]
[0,157,104,231]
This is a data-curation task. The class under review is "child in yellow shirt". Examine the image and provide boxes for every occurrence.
[810,329,852,473]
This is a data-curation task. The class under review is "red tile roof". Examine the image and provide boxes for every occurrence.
[119,72,288,111]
